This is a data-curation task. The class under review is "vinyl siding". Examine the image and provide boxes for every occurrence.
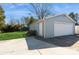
[44,15,75,38]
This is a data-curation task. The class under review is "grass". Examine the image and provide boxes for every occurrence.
[0,31,27,41]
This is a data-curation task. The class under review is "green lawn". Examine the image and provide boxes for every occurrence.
[0,31,26,41]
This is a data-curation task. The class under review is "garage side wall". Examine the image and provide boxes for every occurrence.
[30,22,44,37]
[30,23,39,34]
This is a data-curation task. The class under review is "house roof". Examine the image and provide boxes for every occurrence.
[30,14,76,25]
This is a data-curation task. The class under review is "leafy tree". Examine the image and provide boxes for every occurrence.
[23,16,36,26]
[69,12,75,20]
[27,16,36,26]
[0,5,5,31]
[69,12,78,24]
[23,17,29,25]
[23,16,36,30]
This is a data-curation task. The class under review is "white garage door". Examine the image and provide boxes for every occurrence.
[54,22,74,36]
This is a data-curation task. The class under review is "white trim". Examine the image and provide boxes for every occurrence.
[65,14,76,23]
[43,21,46,38]
[45,14,64,19]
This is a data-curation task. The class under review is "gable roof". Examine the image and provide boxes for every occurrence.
[31,14,76,25]
[45,14,76,23]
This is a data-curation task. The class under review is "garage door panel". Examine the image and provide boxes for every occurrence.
[54,22,73,36]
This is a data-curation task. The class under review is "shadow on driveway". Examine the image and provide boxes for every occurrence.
[35,35,79,47]
[25,37,58,50]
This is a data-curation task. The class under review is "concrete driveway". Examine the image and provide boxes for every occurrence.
[0,37,79,55]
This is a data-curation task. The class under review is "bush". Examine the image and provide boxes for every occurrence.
[26,30,37,36]
[21,27,29,31]
[1,25,14,32]
[1,24,22,32]
[13,25,21,31]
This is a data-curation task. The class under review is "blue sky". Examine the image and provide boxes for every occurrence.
[1,3,79,23]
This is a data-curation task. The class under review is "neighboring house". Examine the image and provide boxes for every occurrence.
[76,16,79,24]
[30,14,76,38]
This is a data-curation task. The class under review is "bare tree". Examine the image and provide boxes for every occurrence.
[29,3,53,19]
[9,18,16,25]
[16,19,21,25]
[23,17,29,25]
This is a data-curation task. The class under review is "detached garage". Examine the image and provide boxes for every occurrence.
[30,14,76,38]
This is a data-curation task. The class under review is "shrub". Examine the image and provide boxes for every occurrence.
[13,25,21,31]
[1,25,14,32]
[21,27,29,31]
[1,24,22,32]
[26,30,37,36]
